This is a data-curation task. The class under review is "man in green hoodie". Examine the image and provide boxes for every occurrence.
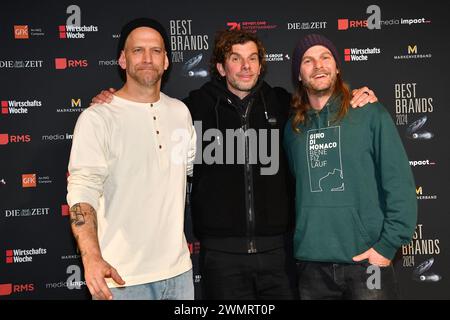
[284,34,417,300]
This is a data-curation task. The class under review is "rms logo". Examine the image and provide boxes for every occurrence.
[55,58,88,70]
[0,133,31,145]
[338,19,368,30]
[0,283,34,296]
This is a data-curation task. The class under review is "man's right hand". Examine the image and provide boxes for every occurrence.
[83,255,125,300]
[90,88,116,106]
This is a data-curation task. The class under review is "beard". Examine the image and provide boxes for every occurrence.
[128,64,163,87]
[228,75,258,93]
[303,70,337,96]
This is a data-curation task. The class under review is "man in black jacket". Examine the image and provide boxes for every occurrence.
[184,30,297,299]
[183,30,376,299]
[91,29,376,300]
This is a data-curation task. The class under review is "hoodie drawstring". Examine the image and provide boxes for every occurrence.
[314,102,331,132]
[214,97,221,145]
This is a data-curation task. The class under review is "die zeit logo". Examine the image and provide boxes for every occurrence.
[55,58,88,70]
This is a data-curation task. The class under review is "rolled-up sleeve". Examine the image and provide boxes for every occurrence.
[67,110,108,212]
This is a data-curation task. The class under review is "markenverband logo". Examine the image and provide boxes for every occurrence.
[394,44,432,60]
[416,186,437,200]
[57,98,85,113]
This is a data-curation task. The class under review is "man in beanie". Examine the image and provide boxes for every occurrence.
[284,34,417,299]
[67,18,196,300]
[91,30,377,300]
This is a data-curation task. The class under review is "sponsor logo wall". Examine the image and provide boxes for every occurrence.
[0,0,448,299]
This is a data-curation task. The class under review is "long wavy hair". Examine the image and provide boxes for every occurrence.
[291,72,351,133]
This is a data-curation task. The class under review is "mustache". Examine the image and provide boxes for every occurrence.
[311,69,329,77]
[136,63,156,71]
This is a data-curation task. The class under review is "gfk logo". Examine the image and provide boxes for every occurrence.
[55,58,88,69]
[0,283,34,296]
[227,22,241,30]
[14,25,29,39]
[22,174,36,188]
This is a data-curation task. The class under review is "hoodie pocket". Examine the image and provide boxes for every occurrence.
[294,206,373,263]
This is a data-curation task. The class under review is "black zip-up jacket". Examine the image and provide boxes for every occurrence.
[183,79,294,253]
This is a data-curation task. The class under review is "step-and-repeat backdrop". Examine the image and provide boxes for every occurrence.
[1,0,448,299]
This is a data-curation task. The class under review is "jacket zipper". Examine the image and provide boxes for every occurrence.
[243,99,256,253]
[228,97,257,253]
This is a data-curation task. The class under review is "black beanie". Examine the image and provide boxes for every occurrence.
[117,17,170,59]
[116,17,171,82]
[292,34,341,82]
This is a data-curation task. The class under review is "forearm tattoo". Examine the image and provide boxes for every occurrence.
[70,204,85,226]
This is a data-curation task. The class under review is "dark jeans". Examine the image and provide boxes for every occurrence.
[199,247,298,300]
[296,261,399,300]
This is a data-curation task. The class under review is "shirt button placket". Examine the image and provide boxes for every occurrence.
[152,106,162,151]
